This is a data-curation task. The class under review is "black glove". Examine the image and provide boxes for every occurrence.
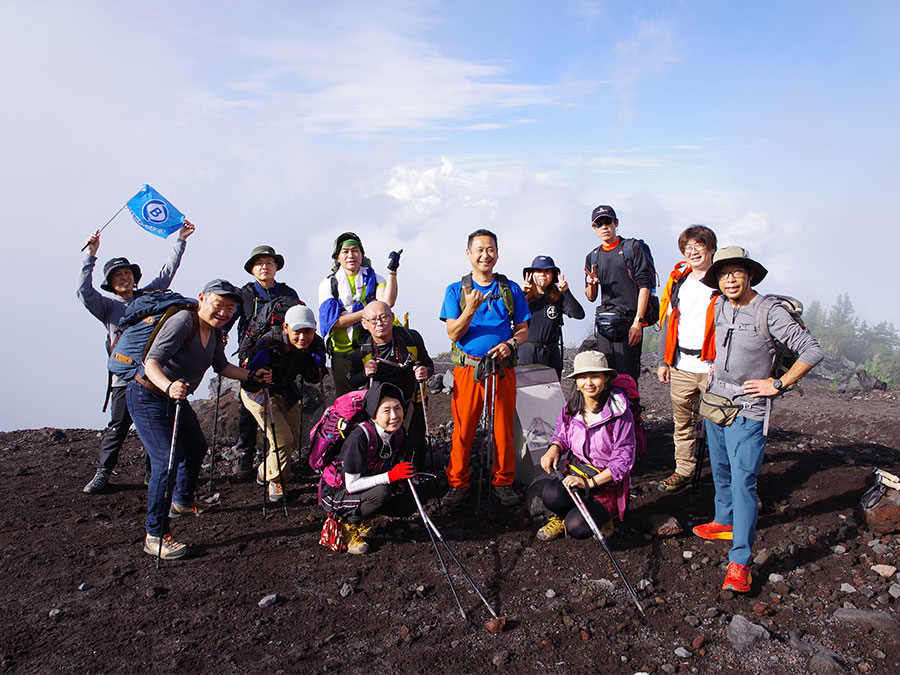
[387,249,403,272]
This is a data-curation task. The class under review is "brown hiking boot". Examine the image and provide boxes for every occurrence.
[493,484,521,507]
[441,486,470,507]
[658,472,691,493]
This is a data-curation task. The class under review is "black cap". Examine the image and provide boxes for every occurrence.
[202,279,243,302]
[100,257,142,293]
[591,205,617,224]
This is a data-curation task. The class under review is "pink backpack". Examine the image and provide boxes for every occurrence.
[308,390,368,471]
[610,374,647,462]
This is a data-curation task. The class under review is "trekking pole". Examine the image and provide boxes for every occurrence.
[206,376,222,490]
[263,387,290,517]
[416,371,437,472]
[553,469,645,616]
[691,423,708,493]
[157,397,184,569]
[407,477,501,623]
[481,355,498,509]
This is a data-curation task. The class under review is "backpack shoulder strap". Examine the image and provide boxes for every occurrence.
[329,273,339,301]
[754,294,779,353]
[493,273,515,318]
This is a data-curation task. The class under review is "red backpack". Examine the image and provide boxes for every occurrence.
[610,374,647,462]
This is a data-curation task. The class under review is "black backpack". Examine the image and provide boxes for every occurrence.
[238,296,304,366]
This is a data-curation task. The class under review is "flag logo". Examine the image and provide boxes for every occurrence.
[142,200,169,224]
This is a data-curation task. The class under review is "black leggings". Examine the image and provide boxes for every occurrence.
[349,484,416,524]
[542,479,610,540]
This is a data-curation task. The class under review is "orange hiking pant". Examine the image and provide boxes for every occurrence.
[447,364,517,489]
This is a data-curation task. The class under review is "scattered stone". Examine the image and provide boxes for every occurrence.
[645,513,682,537]
[832,545,847,554]
[692,636,705,650]
[484,616,506,634]
[871,649,885,660]
[833,608,900,634]
[339,583,354,598]
[840,583,857,594]
[807,651,846,674]
[684,614,700,627]
[660,664,676,674]
[754,549,771,566]
[862,488,900,536]
[682,551,694,560]
[491,650,509,666]
[441,371,454,392]
[145,587,167,598]
[674,647,692,659]
[77,583,92,591]
[545,589,556,598]
[258,593,278,608]
[726,614,770,650]
[637,579,652,591]
[888,584,900,599]
[48,608,63,620]
[768,573,785,583]
[871,564,897,578]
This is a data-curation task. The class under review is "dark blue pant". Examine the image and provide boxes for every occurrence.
[126,381,207,536]
[705,416,767,566]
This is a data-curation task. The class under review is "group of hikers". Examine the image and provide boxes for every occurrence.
[77,203,823,595]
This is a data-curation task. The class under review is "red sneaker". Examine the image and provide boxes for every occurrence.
[692,521,733,540]
[722,562,752,592]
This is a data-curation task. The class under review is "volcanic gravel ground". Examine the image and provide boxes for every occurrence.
[1,369,899,673]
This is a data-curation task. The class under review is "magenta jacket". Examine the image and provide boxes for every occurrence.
[550,387,636,519]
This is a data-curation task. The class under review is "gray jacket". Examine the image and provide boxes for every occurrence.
[708,293,824,422]
[77,238,187,386]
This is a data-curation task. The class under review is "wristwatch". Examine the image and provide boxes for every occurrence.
[772,378,784,392]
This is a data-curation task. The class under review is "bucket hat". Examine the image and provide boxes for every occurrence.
[244,246,285,274]
[566,350,618,379]
[523,255,560,280]
[701,246,768,288]
[101,257,142,292]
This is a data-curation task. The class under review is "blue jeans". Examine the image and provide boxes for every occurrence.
[126,381,207,536]
[705,416,767,566]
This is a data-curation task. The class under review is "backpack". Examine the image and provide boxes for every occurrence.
[590,238,660,326]
[238,296,303,366]
[107,290,199,381]
[713,293,807,388]
[308,390,369,472]
[610,374,647,462]
[451,273,517,367]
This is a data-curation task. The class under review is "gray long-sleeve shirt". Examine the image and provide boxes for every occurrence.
[77,238,187,385]
[708,293,824,421]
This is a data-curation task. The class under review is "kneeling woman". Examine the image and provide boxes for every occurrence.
[537,351,636,541]
[322,382,417,554]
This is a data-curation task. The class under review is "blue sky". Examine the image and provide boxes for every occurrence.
[1,0,897,430]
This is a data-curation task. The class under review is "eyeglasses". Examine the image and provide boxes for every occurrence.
[592,217,614,227]
[364,314,392,325]
[683,244,707,254]
[717,269,747,280]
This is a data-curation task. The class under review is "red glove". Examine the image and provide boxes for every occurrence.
[387,462,416,483]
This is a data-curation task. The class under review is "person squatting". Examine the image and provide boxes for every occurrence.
[78,208,822,594]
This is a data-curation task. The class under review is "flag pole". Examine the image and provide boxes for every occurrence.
[80,203,128,251]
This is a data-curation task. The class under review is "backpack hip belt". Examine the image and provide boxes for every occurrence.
[134,371,166,398]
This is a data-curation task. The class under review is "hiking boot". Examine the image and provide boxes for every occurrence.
[493,484,521,507]
[692,521,733,540]
[232,454,256,482]
[143,532,188,560]
[357,518,375,538]
[537,516,566,541]
[441,486,470,508]
[657,472,691,493]
[267,481,284,503]
[82,469,111,494]
[168,500,214,518]
[341,522,369,555]
[722,562,752,593]
[600,517,614,539]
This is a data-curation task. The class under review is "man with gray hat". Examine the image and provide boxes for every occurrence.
[692,247,823,593]
[318,232,400,396]
[77,222,195,494]
[241,304,327,501]
[231,245,301,480]
[128,279,272,559]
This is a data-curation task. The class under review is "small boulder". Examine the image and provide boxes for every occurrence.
[833,608,900,634]
[258,593,278,608]
[726,614,770,650]
[862,487,900,536]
